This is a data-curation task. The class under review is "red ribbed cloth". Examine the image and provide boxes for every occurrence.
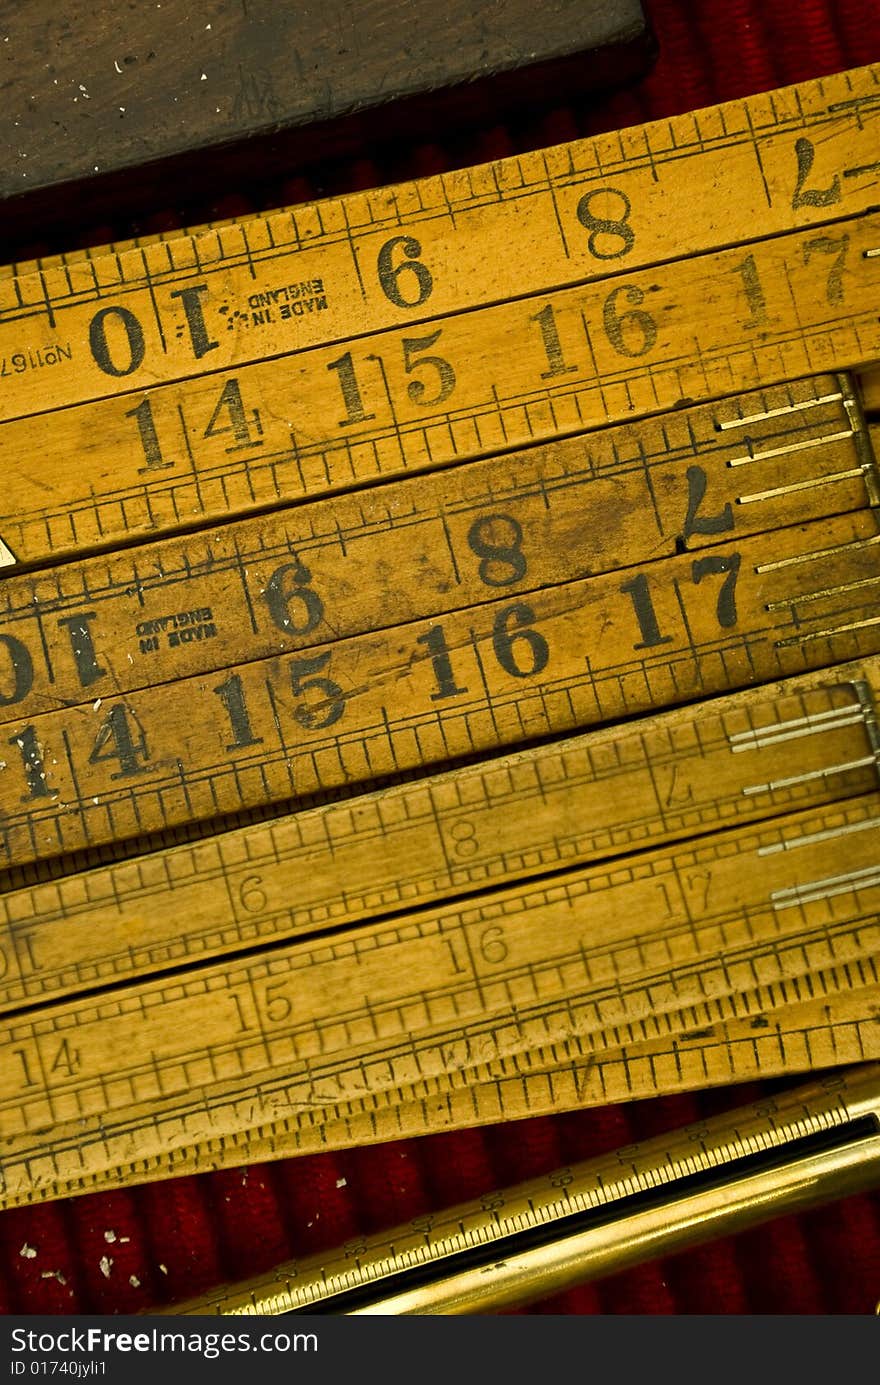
[2,0,880,1315]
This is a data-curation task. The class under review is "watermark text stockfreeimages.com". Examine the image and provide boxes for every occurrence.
[10,1327,316,1363]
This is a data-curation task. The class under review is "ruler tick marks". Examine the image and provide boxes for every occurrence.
[3,70,880,1205]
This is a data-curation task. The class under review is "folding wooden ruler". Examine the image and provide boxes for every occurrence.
[0,63,879,1208]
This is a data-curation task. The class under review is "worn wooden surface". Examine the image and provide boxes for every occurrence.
[0,658,876,1005]
[0,375,867,718]
[0,66,879,1208]
[0,0,653,257]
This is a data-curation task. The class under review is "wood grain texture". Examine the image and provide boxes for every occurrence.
[0,0,653,256]
[0,375,864,721]
[1,64,879,1214]
[2,212,878,570]
[1,662,875,1008]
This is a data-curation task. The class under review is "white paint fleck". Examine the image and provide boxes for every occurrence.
[335,1177,347,1188]
[129,1275,141,1288]
[93,698,102,710]
[200,72,207,81]
[104,1230,117,1243]
[114,60,123,73]
[99,1255,113,1278]
[41,1270,67,1284]
[158,1263,168,1274]
[20,1244,37,1259]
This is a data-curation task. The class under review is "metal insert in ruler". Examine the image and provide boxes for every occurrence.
[1,658,878,1007]
[0,372,874,705]
[1,213,879,567]
[1,65,878,424]
[2,66,880,1217]
[4,789,872,1131]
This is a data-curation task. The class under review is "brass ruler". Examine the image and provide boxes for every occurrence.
[1,66,880,1211]
[163,1064,880,1315]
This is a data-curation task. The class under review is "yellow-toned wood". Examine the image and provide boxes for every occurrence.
[2,791,877,1135]
[860,365,880,413]
[3,71,880,1213]
[3,508,879,870]
[2,660,877,1008]
[1,65,878,423]
[2,216,880,567]
[9,982,878,1207]
[0,373,871,707]
[4,66,879,291]
[357,986,880,1143]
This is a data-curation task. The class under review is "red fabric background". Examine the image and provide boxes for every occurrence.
[3,0,880,1315]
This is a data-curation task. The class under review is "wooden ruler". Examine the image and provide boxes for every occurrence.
[12,992,878,1207]
[8,983,879,1205]
[0,368,876,871]
[2,65,879,416]
[0,372,872,715]
[2,66,880,1211]
[4,501,880,869]
[6,791,873,1133]
[4,65,880,290]
[2,212,880,569]
[2,654,879,1202]
[1,656,877,1006]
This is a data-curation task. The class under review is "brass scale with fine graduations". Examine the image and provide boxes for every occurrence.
[0,64,880,1295]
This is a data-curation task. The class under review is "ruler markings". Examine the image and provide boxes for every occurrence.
[2,920,875,1181]
[1,790,878,1142]
[0,92,875,432]
[1,70,880,1209]
[4,61,872,299]
[5,509,879,869]
[2,214,878,570]
[5,980,877,1207]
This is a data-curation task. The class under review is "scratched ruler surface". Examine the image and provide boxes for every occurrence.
[1,65,880,1207]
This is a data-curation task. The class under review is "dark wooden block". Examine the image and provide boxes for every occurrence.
[0,0,653,259]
